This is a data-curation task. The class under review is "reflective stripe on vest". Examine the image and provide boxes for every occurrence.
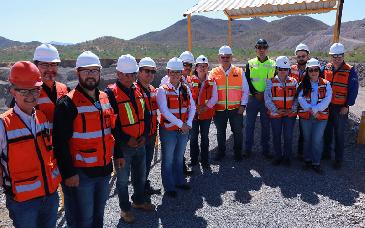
[16,180,42,193]
[324,63,351,105]
[248,58,276,92]
[76,154,97,164]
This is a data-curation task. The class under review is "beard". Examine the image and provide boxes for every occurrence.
[79,77,100,91]
[42,70,57,82]
[298,59,307,66]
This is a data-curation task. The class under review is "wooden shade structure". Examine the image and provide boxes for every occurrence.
[183,0,344,51]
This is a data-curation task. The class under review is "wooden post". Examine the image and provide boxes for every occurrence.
[227,18,232,47]
[333,0,344,43]
[187,14,192,52]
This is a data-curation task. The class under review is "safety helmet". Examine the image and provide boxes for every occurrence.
[295,43,310,54]
[179,51,195,64]
[276,56,290,69]
[329,43,345,55]
[76,51,102,69]
[166,57,183,71]
[9,61,43,87]
[139,57,156,68]
[116,54,139,73]
[33,43,61,63]
[218,45,232,55]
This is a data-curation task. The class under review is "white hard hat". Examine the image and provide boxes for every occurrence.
[33,43,61,63]
[195,55,209,65]
[276,56,290,69]
[329,43,345,55]
[166,57,183,71]
[295,43,310,54]
[179,51,195,64]
[76,51,102,69]
[116,54,139,73]
[139,57,156,68]
[219,45,232,55]
[306,58,321,68]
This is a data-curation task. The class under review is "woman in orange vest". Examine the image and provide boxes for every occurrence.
[157,57,196,198]
[187,55,217,168]
[264,56,298,166]
[0,61,61,228]
[297,58,332,174]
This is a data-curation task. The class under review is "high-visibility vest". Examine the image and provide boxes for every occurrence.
[324,62,351,105]
[267,76,297,118]
[108,83,145,138]
[0,109,61,202]
[67,89,115,168]
[298,78,329,120]
[159,84,191,131]
[187,75,200,103]
[37,82,68,125]
[248,57,276,93]
[290,65,306,83]
[209,65,243,111]
[135,82,158,136]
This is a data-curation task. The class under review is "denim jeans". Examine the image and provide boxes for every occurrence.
[270,116,296,160]
[6,191,59,228]
[116,145,147,212]
[300,117,327,165]
[245,96,270,153]
[323,105,348,161]
[298,120,304,155]
[62,183,77,228]
[214,109,243,156]
[160,128,189,192]
[190,119,212,164]
[145,134,157,187]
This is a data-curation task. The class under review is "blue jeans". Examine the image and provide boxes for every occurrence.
[62,183,77,228]
[6,192,59,228]
[190,119,212,164]
[116,145,147,212]
[323,105,348,161]
[300,117,327,165]
[145,134,157,187]
[245,96,270,153]
[270,116,296,160]
[160,128,189,191]
[214,109,243,156]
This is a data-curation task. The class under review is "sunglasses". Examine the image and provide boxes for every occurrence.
[38,62,58,69]
[14,88,41,96]
[141,69,156,74]
[331,54,344,58]
[277,68,289,71]
[125,72,137,77]
[308,68,320,73]
[170,70,182,75]
[256,46,268,50]
[79,69,100,75]
[183,63,193,67]
[220,56,231,59]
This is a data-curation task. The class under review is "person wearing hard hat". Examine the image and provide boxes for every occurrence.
[323,43,359,169]
[292,43,311,161]
[160,51,194,86]
[53,51,117,227]
[134,57,161,195]
[0,61,61,227]
[33,43,69,125]
[245,39,276,159]
[157,57,196,198]
[209,45,249,161]
[105,54,154,224]
[297,58,332,174]
[187,55,217,169]
[264,56,298,166]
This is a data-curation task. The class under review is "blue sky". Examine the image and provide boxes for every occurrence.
[1,0,363,43]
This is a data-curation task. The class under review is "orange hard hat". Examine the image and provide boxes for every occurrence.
[9,61,43,87]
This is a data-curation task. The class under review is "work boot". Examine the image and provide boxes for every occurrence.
[242,150,251,158]
[214,152,225,161]
[121,211,135,224]
[145,183,161,195]
[132,202,155,212]
[302,161,311,171]
[272,158,282,166]
[164,191,177,198]
[312,165,324,175]
[333,160,342,170]
[176,184,191,190]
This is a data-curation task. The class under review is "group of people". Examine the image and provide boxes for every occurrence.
[0,38,359,227]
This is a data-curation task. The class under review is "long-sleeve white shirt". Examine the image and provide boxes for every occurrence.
[264,76,298,114]
[157,80,196,128]
[298,80,332,115]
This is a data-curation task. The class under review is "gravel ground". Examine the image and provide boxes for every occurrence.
[1,113,365,227]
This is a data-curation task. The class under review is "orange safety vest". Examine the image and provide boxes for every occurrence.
[324,62,351,105]
[298,78,329,120]
[268,76,297,118]
[198,79,216,120]
[0,109,61,202]
[136,82,158,136]
[159,83,191,131]
[290,65,306,83]
[67,89,115,168]
[37,82,68,124]
[209,65,243,111]
[108,83,145,138]
[186,75,200,103]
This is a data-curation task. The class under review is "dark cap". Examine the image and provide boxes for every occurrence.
[255,39,269,48]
